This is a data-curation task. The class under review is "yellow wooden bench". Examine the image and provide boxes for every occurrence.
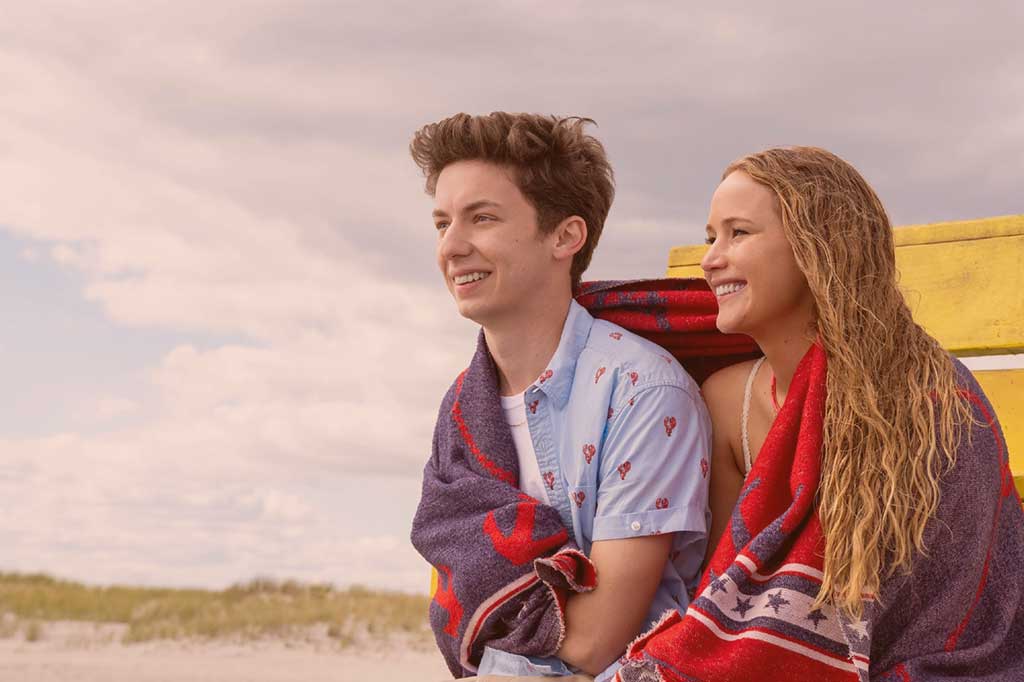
[666,214,1024,498]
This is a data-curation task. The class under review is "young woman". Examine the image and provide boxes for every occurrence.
[616,147,1024,681]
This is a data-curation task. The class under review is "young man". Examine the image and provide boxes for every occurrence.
[410,113,711,680]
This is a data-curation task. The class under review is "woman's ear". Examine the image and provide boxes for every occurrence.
[551,215,587,262]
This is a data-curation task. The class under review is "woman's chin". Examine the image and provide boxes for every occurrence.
[715,316,745,336]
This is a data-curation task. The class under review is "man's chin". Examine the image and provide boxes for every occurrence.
[454,299,490,325]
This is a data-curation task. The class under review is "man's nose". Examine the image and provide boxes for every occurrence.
[438,219,472,261]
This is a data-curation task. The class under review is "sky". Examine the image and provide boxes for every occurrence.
[1,1,1021,594]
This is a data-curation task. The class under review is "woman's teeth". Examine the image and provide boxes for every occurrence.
[715,282,746,296]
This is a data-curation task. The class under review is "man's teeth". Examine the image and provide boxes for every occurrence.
[454,272,490,285]
[715,282,747,296]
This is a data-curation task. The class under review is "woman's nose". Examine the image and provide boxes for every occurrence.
[700,239,724,274]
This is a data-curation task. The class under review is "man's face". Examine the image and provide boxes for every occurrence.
[432,160,558,327]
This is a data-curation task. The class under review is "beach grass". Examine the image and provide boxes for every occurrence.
[0,572,431,645]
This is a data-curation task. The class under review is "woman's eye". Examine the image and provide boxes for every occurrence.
[435,222,449,231]
[732,228,749,237]
[704,236,716,245]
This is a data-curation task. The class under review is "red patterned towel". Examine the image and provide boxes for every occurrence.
[615,342,1024,681]
[615,342,858,681]
[576,278,759,384]
[411,332,598,677]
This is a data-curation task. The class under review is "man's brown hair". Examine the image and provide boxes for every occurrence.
[409,112,615,287]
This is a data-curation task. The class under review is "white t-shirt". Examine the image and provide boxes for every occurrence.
[500,392,551,504]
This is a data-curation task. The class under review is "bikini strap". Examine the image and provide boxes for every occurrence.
[741,356,767,477]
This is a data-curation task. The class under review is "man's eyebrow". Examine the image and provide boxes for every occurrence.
[462,200,502,213]
[431,200,503,220]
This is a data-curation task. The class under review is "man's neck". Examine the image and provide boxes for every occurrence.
[484,295,572,396]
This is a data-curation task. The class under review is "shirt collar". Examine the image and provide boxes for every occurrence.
[529,300,594,409]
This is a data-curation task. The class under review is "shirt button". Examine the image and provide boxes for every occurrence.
[630,521,642,532]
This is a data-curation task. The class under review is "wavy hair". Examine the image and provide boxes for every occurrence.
[724,147,972,617]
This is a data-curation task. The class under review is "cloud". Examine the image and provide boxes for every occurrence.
[87,397,139,422]
[0,427,432,591]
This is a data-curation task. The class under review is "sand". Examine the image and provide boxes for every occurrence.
[0,621,452,682]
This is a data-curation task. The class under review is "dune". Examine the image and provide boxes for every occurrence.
[0,620,451,682]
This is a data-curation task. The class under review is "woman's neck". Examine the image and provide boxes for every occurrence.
[752,325,816,404]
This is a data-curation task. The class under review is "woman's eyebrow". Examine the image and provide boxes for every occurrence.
[706,216,753,230]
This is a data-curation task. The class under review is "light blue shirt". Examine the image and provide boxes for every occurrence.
[478,300,712,681]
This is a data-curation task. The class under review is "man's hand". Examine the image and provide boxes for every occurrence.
[556,533,673,675]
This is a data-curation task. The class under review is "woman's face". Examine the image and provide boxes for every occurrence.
[701,170,815,338]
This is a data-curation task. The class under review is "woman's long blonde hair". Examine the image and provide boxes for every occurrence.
[725,147,972,617]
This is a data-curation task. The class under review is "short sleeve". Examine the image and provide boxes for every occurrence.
[593,384,711,542]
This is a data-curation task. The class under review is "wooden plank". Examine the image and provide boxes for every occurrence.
[666,215,1024,356]
[666,263,704,279]
[667,244,709,270]
[893,214,1024,247]
[895,235,1024,355]
[974,370,1023,499]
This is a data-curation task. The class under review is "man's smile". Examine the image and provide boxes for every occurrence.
[452,271,491,285]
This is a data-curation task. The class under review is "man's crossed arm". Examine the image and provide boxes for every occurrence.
[557,534,673,675]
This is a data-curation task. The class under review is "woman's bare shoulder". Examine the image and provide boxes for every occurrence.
[700,358,760,409]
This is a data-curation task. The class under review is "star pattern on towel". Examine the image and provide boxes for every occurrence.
[708,569,729,596]
[846,618,870,639]
[839,617,871,650]
[732,596,753,618]
[806,608,828,629]
[766,590,790,615]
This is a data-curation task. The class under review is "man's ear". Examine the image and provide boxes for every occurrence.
[551,215,587,263]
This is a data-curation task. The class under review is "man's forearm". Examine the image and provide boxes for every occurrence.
[556,534,673,674]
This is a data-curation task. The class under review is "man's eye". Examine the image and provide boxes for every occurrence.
[474,214,494,223]
[435,222,449,231]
